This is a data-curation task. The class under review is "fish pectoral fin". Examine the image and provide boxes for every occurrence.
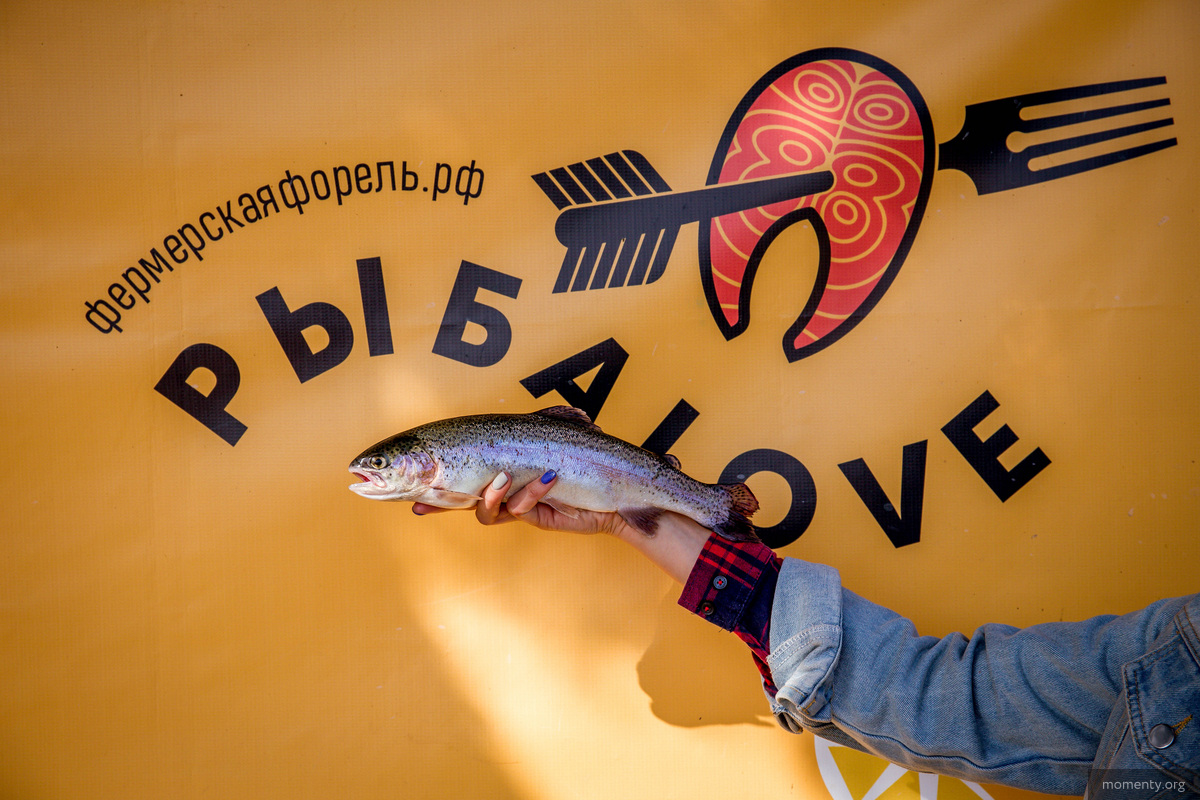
[416,488,482,509]
[618,507,665,537]
[541,496,581,519]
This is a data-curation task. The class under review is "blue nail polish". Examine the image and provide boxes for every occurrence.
[540,470,557,484]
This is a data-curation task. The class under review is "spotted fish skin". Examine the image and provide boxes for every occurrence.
[348,406,760,543]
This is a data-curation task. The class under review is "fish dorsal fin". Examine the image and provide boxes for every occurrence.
[533,406,601,431]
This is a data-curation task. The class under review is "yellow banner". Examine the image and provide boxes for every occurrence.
[3,2,1197,798]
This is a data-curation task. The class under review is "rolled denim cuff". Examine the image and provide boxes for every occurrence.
[765,558,843,733]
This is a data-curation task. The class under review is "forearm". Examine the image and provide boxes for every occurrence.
[453,472,779,689]
[768,560,1198,793]
[610,512,711,584]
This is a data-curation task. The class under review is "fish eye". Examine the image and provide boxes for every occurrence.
[367,455,389,470]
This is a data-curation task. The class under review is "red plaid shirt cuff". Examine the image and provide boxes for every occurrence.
[678,534,782,695]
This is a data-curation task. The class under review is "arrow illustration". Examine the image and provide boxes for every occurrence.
[533,150,833,293]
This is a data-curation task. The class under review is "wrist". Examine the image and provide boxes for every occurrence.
[613,512,711,584]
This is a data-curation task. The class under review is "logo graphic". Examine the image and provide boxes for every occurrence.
[533,48,1175,361]
[814,737,996,800]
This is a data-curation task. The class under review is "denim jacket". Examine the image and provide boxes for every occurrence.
[766,559,1199,798]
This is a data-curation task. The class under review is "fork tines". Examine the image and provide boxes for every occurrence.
[939,76,1177,194]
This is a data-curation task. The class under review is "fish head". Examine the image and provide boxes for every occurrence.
[347,437,438,501]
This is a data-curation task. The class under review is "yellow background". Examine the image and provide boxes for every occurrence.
[2,2,1198,798]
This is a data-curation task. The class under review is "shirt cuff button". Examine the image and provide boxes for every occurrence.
[699,600,715,616]
[713,575,728,590]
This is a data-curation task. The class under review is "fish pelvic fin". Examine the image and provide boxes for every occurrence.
[417,488,483,509]
[533,406,602,431]
[618,507,666,537]
[542,496,582,519]
[712,483,761,543]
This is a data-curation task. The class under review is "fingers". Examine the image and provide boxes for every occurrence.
[505,470,557,517]
[412,469,559,526]
[474,471,513,525]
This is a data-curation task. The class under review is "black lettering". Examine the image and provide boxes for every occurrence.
[354,163,372,193]
[164,233,188,264]
[942,390,1051,501]
[455,160,484,205]
[838,440,928,548]
[122,266,153,304]
[107,282,135,310]
[401,161,419,191]
[154,343,248,446]
[238,192,262,223]
[107,280,135,309]
[519,338,628,421]
[85,298,123,333]
[640,399,699,456]
[720,449,816,549]
[431,163,452,201]
[432,261,522,368]
[256,184,279,217]
[198,211,224,241]
[376,161,396,191]
[311,169,331,201]
[279,170,310,215]
[217,200,245,232]
[356,256,393,357]
[256,287,354,383]
[333,165,353,205]
[137,248,176,280]
[177,223,206,261]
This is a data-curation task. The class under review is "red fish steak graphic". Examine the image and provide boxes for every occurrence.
[702,48,933,361]
[533,47,1175,361]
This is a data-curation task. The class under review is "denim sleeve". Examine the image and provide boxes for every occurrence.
[765,557,1195,795]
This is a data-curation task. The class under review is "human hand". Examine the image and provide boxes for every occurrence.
[414,469,712,584]
[412,470,630,537]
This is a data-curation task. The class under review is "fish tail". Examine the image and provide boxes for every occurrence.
[711,483,761,543]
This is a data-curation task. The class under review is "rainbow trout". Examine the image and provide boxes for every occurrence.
[347,406,760,542]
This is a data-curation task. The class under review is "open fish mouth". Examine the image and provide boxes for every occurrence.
[348,468,389,495]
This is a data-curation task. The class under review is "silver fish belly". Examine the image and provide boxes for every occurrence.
[348,406,759,542]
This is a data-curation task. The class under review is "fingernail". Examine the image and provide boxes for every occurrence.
[490,472,510,491]
[540,470,557,484]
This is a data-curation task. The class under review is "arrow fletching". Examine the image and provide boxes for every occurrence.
[532,151,676,292]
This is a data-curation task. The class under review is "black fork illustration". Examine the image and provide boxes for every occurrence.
[938,75,1176,194]
[533,74,1176,293]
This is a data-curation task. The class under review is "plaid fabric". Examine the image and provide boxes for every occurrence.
[678,535,782,695]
